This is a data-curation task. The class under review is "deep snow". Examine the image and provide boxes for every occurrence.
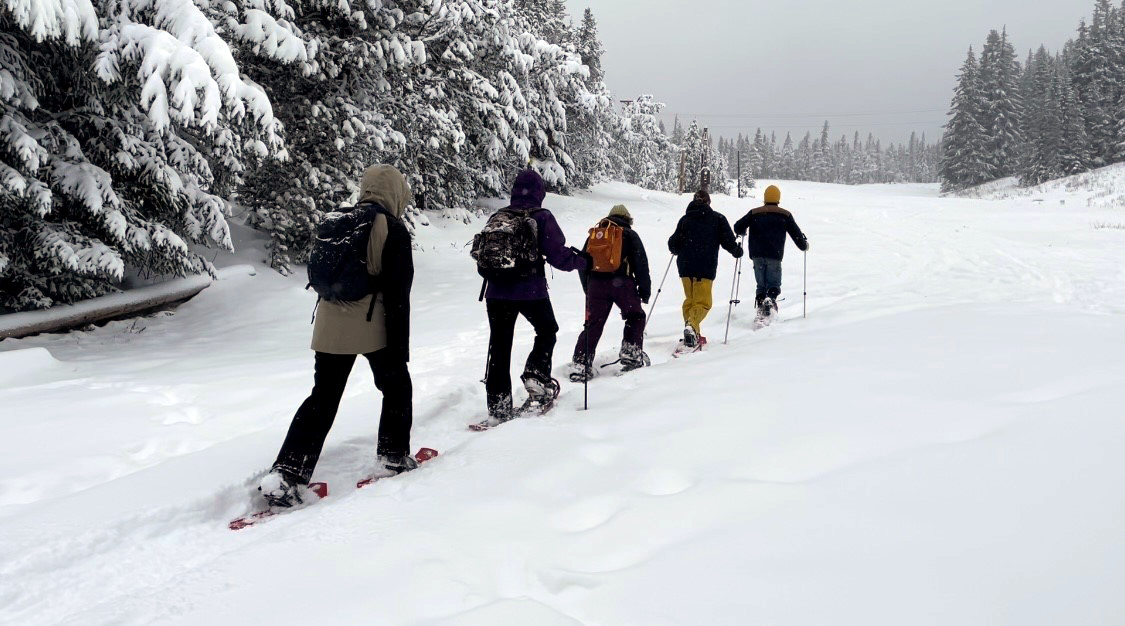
[1,176,1123,625]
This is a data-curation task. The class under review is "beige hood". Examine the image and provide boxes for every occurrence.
[358,164,412,217]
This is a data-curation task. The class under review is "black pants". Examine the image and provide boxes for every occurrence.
[485,298,558,418]
[274,350,412,484]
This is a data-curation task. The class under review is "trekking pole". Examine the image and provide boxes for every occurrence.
[723,239,744,344]
[583,289,590,411]
[644,255,675,337]
[803,250,808,319]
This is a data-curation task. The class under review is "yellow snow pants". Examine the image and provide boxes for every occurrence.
[681,277,714,336]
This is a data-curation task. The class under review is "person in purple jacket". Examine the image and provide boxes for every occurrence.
[482,170,587,425]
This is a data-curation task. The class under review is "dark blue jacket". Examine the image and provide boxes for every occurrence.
[667,201,741,280]
[733,204,807,261]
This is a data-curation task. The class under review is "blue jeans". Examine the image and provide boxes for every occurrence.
[752,258,783,303]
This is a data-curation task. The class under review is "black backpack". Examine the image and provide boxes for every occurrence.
[471,207,543,281]
[307,203,384,305]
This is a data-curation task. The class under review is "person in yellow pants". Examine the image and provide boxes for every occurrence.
[667,190,742,349]
[681,277,714,339]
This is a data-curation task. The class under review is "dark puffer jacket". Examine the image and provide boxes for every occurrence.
[580,215,652,301]
[667,200,741,280]
[733,204,808,261]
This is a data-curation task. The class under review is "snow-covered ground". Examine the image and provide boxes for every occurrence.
[2,175,1123,625]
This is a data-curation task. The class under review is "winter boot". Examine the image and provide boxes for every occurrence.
[487,392,514,422]
[258,468,302,508]
[683,323,698,348]
[619,344,651,372]
[757,297,773,318]
[763,296,778,316]
[370,452,420,478]
[521,373,560,404]
[567,359,596,383]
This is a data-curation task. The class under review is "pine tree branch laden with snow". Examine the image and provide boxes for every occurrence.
[0,3,280,312]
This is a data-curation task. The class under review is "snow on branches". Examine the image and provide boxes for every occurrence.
[1,0,281,311]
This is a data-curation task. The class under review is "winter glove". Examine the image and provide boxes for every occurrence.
[799,238,809,252]
[641,296,650,305]
[732,247,744,259]
[570,247,593,272]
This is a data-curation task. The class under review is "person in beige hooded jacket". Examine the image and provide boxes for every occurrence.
[259,165,417,507]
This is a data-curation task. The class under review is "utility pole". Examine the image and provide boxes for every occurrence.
[700,126,711,193]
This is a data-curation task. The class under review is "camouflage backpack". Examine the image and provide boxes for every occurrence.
[471,208,543,281]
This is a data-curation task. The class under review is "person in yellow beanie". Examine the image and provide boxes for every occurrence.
[733,185,808,322]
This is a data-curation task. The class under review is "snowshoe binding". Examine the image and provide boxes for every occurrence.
[518,374,561,416]
[618,344,651,372]
[567,359,597,383]
[257,468,303,508]
[753,297,778,330]
[231,473,328,530]
[674,326,705,357]
[357,448,439,487]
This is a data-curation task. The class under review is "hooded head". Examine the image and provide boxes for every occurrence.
[358,164,412,218]
[608,204,633,226]
[763,185,781,205]
[510,169,546,210]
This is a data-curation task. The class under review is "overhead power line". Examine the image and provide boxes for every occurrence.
[666,108,946,119]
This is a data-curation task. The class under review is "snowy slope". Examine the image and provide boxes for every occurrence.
[1,178,1124,625]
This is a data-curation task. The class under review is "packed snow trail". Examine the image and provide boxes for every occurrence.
[1,178,1124,625]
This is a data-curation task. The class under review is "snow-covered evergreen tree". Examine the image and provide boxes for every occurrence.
[1,0,281,311]
[735,138,756,198]
[619,95,675,192]
[941,48,991,192]
[1021,47,1065,186]
[679,121,704,192]
[1071,0,1119,166]
[565,8,620,190]
[1057,64,1093,175]
[978,28,1023,178]
[575,9,604,84]
[218,0,605,270]
[515,0,571,46]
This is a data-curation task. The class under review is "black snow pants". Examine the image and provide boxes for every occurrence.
[485,298,559,419]
[274,350,412,484]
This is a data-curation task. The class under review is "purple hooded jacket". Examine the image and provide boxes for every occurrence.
[485,170,587,301]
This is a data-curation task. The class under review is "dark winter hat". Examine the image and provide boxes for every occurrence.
[510,169,546,210]
[693,189,711,205]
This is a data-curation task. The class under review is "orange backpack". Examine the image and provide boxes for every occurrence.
[586,218,625,273]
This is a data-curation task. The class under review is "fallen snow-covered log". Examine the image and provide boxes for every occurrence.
[0,266,254,340]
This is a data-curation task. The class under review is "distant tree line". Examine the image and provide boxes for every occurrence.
[713,124,939,195]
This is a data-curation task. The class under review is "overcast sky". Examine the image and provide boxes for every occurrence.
[565,0,1096,146]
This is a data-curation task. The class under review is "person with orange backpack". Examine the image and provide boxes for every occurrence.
[567,204,652,382]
